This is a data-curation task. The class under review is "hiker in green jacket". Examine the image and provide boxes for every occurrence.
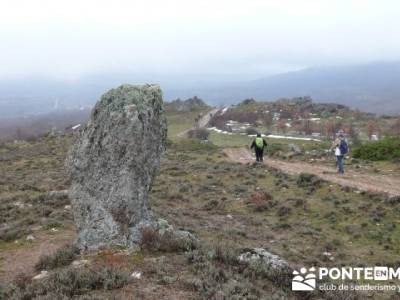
[250,133,268,162]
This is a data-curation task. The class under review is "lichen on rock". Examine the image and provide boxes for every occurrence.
[66,84,167,250]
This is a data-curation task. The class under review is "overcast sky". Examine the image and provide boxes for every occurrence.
[1,0,399,80]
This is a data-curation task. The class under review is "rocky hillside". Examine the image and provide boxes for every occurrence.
[210,97,399,141]
[164,96,210,112]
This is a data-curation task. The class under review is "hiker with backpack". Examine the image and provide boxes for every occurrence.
[332,131,349,174]
[250,133,268,162]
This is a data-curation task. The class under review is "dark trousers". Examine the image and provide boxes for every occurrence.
[255,148,264,162]
[336,155,344,174]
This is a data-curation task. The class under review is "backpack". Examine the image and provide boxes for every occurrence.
[339,140,348,155]
[255,137,264,149]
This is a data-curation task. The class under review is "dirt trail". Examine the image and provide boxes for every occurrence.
[224,147,400,197]
[177,108,220,138]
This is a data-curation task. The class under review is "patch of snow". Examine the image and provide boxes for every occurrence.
[207,127,233,135]
[221,107,229,114]
[266,134,322,142]
[248,134,267,137]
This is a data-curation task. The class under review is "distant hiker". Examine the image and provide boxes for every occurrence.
[250,133,268,162]
[332,131,349,174]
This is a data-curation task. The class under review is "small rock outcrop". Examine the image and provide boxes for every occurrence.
[164,96,209,112]
[238,248,292,285]
[66,84,167,250]
[239,248,289,270]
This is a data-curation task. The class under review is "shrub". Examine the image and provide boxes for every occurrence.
[172,139,217,152]
[187,128,209,140]
[277,206,292,217]
[0,226,29,241]
[266,143,285,156]
[245,127,258,135]
[248,191,274,212]
[139,227,160,250]
[353,137,400,161]
[2,266,132,299]
[296,173,322,188]
[140,227,195,252]
[35,244,79,271]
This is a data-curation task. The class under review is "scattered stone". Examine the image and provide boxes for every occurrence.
[46,190,69,200]
[32,270,48,280]
[72,259,89,268]
[13,201,24,209]
[66,85,167,250]
[226,214,233,219]
[26,234,35,241]
[64,205,71,210]
[50,228,59,232]
[131,271,142,279]
[288,143,302,154]
[156,218,198,250]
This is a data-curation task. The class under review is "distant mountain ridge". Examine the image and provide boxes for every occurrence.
[0,62,399,118]
[193,62,400,115]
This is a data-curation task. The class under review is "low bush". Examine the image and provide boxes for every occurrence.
[172,139,217,152]
[353,137,400,161]
[248,191,274,212]
[140,227,195,252]
[187,128,209,140]
[1,266,132,299]
[266,143,285,156]
[296,173,322,189]
[245,127,258,135]
[35,244,79,271]
[0,226,29,242]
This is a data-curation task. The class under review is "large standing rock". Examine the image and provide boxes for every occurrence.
[66,84,167,250]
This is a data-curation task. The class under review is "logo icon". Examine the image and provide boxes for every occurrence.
[374,267,388,280]
[292,267,316,291]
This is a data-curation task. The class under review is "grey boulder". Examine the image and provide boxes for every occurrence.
[66,84,167,250]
